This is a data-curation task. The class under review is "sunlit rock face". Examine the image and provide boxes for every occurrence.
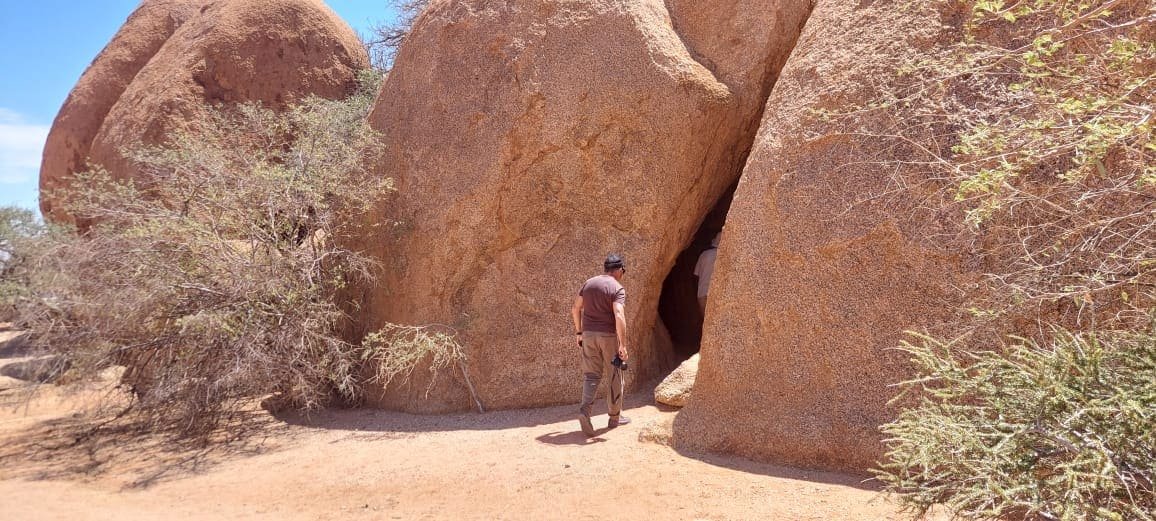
[675,1,969,472]
[359,0,813,412]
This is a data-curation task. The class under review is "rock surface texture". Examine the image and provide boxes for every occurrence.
[654,354,699,407]
[362,0,813,412]
[673,2,968,472]
[40,0,368,219]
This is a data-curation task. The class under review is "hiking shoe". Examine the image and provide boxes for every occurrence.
[607,415,631,429]
[578,413,595,437]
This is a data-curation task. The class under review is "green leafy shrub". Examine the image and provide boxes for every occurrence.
[877,329,1155,520]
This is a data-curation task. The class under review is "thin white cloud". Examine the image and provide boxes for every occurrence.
[0,108,24,124]
[0,108,50,185]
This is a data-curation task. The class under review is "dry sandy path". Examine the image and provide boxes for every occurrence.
[0,330,938,520]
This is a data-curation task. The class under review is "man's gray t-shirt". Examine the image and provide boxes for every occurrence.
[579,274,625,334]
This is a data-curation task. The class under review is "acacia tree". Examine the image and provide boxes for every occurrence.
[5,73,395,432]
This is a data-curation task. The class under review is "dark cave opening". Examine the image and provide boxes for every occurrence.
[657,181,738,363]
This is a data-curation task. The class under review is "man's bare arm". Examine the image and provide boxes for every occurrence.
[613,301,628,360]
[571,295,584,347]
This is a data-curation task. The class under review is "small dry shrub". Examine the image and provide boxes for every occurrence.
[363,323,483,412]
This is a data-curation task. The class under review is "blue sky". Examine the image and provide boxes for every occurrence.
[0,1,396,214]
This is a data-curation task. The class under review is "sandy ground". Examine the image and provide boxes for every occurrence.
[0,329,941,521]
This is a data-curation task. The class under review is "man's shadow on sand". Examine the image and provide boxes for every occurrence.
[535,429,609,446]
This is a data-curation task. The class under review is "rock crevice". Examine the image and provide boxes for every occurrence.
[360,0,814,412]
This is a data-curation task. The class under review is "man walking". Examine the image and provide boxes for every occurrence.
[571,253,631,437]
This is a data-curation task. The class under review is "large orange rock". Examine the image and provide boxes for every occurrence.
[360,0,814,412]
[674,2,969,472]
[40,0,368,219]
[39,0,205,219]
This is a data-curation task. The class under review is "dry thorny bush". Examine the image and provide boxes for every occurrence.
[363,323,482,413]
[881,0,1154,329]
[362,0,429,71]
[855,1,1156,519]
[1,71,470,439]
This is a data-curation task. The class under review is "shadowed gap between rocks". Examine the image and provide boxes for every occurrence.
[649,0,816,384]
[657,180,738,364]
[645,2,818,406]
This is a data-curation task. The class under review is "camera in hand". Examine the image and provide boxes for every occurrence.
[612,354,628,371]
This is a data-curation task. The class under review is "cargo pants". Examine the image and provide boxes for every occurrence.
[578,331,624,419]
